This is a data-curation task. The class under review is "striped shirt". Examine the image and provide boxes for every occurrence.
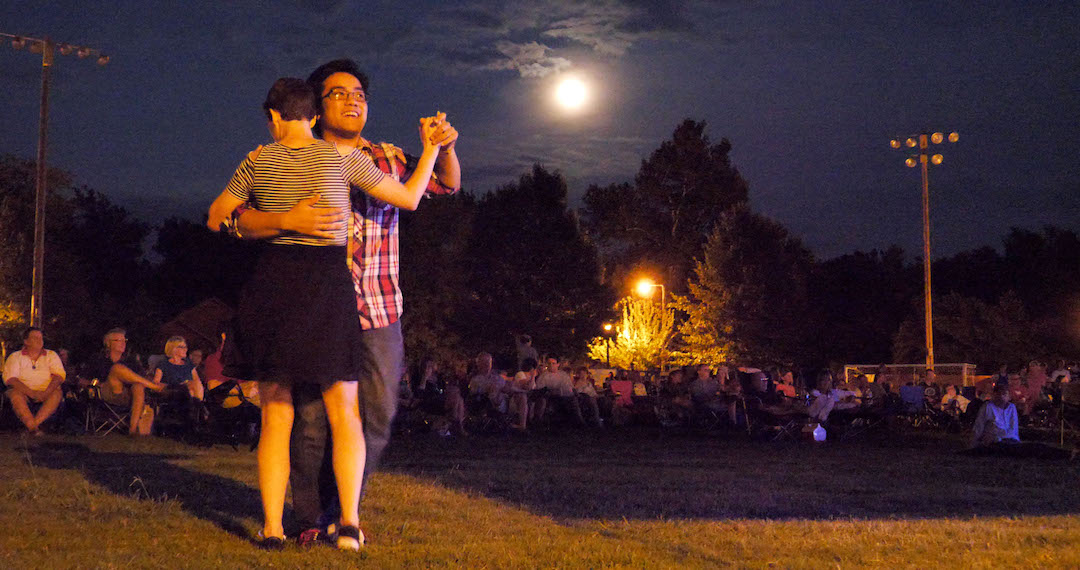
[225,141,385,246]
[350,139,458,329]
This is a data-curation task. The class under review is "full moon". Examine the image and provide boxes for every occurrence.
[554,77,588,111]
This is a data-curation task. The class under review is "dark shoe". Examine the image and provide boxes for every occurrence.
[296,528,324,548]
[336,525,364,551]
[256,530,286,550]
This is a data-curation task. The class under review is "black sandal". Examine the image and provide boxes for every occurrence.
[336,525,364,551]
[256,531,286,551]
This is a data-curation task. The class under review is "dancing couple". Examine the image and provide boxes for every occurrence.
[207,59,460,550]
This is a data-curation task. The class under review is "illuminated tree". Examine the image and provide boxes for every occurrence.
[587,297,674,370]
[582,119,749,294]
[675,204,815,364]
[0,300,24,361]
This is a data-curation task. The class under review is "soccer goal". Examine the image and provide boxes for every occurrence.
[843,362,978,387]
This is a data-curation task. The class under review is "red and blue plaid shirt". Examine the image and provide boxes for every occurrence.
[350,138,458,329]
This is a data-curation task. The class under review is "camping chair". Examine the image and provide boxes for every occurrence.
[84,382,130,436]
[744,395,808,442]
[1059,382,1080,446]
[203,379,260,450]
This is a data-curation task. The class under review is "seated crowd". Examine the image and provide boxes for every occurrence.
[2,326,258,439]
[4,328,1076,458]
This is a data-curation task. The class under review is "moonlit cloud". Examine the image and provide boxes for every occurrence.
[486,41,572,77]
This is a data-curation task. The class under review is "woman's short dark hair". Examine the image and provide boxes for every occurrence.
[263,77,318,121]
[521,358,538,373]
[23,326,42,340]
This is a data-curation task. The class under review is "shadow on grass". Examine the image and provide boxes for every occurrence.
[24,441,262,539]
[382,429,1080,522]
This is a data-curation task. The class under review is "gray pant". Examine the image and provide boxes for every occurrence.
[289,321,403,529]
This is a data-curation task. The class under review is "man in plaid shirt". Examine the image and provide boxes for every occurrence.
[236,59,460,544]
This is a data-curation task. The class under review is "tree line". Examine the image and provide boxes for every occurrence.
[1,119,1077,370]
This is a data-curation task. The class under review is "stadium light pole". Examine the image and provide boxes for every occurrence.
[1,32,110,327]
[889,131,959,370]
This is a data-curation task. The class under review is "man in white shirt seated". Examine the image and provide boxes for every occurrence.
[468,352,507,412]
[3,327,65,435]
[534,356,584,426]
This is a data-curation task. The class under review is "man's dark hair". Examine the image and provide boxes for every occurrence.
[23,326,41,340]
[263,77,318,122]
[306,60,369,137]
[307,59,370,99]
[521,358,538,373]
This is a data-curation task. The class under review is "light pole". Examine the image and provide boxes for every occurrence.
[602,322,614,368]
[890,131,959,370]
[2,32,110,327]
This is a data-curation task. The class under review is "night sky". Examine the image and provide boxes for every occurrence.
[2,1,1077,258]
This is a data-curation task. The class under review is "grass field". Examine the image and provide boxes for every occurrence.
[1,427,1077,568]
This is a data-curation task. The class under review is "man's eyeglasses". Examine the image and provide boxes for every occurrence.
[323,90,367,103]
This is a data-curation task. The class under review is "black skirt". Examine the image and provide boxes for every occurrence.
[224,243,361,385]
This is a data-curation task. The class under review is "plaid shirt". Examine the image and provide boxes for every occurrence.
[350,138,458,329]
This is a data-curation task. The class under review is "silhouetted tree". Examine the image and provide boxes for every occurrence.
[399,192,477,363]
[810,247,918,364]
[466,165,613,359]
[892,291,1045,369]
[582,119,749,293]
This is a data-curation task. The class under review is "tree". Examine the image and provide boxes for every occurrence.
[582,119,749,293]
[466,165,613,360]
[587,297,674,370]
[399,192,477,363]
[892,291,1045,369]
[151,216,257,310]
[675,204,815,365]
[810,247,918,364]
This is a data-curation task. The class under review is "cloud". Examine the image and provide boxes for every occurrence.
[408,0,702,77]
[486,41,572,77]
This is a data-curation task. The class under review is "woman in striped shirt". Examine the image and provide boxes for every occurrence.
[207,77,442,551]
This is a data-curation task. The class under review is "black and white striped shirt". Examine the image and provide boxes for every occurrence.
[224,140,385,246]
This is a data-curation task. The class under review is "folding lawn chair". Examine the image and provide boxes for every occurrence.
[84,383,130,436]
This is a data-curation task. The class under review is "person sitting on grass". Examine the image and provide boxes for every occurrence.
[970,384,1019,448]
[966,384,1074,459]
[85,328,167,435]
[3,327,65,435]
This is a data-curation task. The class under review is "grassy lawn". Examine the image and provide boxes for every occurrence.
[1,428,1077,568]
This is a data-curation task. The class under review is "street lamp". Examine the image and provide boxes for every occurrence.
[889,131,959,369]
[634,277,667,372]
[2,32,109,327]
[601,322,615,367]
[634,278,666,316]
